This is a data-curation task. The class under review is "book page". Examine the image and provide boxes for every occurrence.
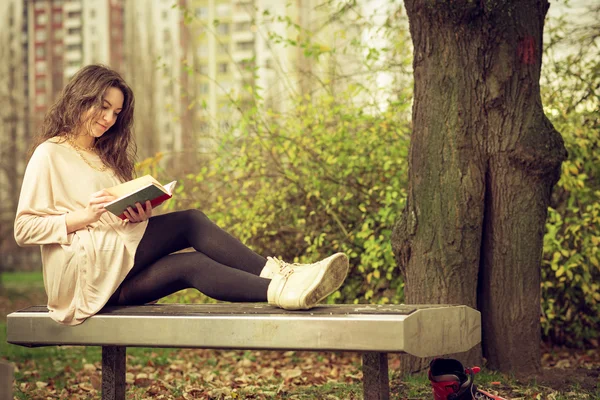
[106,175,163,198]
[163,181,177,195]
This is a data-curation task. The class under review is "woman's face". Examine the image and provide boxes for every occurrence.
[84,86,124,138]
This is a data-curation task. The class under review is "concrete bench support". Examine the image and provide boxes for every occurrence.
[102,346,126,400]
[362,352,389,400]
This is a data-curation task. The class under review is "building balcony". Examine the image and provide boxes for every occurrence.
[232,12,252,23]
[65,65,80,78]
[63,35,82,45]
[63,19,82,29]
[232,31,253,42]
[64,50,83,62]
[63,2,82,12]
[232,50,254,62]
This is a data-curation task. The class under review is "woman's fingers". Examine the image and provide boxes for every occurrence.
[89,196,116,205]
[123,208,134,222]
[124,202,152,223]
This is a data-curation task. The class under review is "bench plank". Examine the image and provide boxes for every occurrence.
[14,303,444,316]
[7,304,480,357]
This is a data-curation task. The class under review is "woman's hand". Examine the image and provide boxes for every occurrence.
[66,190,116,234]
[123,200,152,223]
[85,190,116,223]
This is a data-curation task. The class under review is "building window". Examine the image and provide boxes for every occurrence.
[199,64,208,75]
[35,30,47,42]
[36,93,46,107]
[162,10,168,20]
[195,7,208,19]
[68,27,82,35]
[217,23,229,35]
[67,11,81,19]
[198,44,208,58]
[35,79,46,90]
[235,22,251,32]
[216,4,230,17]
[67,44,81,52]
[200,83,209,94]
[35,46,46,58]
[236,41,253,51]
[36,13,48,25]
[218,63,228,73]
[35,61,47,74]
[53,12,62,23]
[220,43,229,53]
[90,9,96,18]
[54,43,63,55]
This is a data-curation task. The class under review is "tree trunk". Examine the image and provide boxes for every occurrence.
[392,0,567,375]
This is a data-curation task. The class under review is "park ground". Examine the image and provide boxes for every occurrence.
[1,272,599,399]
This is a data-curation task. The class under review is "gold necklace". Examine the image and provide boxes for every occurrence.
[68,140,108,172]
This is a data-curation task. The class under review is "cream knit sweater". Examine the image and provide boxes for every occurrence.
[14,138,148,325]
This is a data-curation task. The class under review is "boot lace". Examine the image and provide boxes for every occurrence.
[268,257,295,278]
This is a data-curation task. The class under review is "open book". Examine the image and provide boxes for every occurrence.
[104,175,177,220]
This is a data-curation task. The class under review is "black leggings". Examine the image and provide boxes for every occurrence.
[107,210,271,305]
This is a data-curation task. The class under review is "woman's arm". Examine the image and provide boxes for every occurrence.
[65,190,116,234]
[14,144,113,245]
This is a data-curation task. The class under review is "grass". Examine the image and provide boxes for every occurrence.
[1,271,44,286]
[2,271,600,399]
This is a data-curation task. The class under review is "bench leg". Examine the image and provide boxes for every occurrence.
[362,352,389,400]
[0,361,14,400]
[102,346,126,400]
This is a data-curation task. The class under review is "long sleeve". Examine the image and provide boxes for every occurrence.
[14,144,72,247]
[12,139,148,325]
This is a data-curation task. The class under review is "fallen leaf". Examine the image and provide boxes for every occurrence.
[83,363,95,372]
[79,382,94,392]
[280,368,302,379]
[134,377,152,387]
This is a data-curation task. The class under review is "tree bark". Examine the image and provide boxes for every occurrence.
[392,0,567,375]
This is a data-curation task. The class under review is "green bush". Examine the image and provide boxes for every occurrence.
[149,3,600,347]
[540,19,600,346]
[173,90,411,305]
[541,109,600,347]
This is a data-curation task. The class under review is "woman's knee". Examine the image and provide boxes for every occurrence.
[181,209,210,228]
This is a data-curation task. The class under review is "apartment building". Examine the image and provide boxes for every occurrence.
[123,0,182,161]
[28,0,125,132]
[182,0,363,144]
[0,0,30,270]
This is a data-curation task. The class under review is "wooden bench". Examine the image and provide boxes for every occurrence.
[7,303,480,400]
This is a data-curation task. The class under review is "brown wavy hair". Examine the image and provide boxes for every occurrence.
[29,64,136,182]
